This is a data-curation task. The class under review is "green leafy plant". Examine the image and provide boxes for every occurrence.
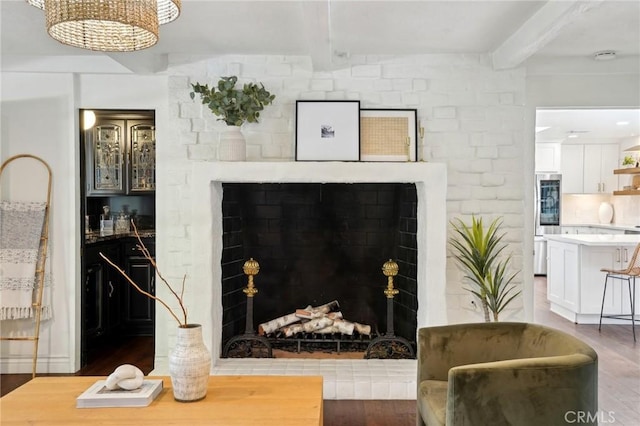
[623,155,636,166]
[449,215,521,322]
[190,76,275,126]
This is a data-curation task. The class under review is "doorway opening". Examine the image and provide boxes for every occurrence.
[79,109,156,369]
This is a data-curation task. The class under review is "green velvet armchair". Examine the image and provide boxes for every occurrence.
[417,322,598,426]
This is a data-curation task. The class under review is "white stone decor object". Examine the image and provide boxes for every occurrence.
[105,364,144,390]
[218,125,246,161]
[598,202,614,224]
[169,324,212,402]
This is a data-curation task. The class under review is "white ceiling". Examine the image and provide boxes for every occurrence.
[1,0,639,75]
[536,108,640,145]
[2,0,639,142]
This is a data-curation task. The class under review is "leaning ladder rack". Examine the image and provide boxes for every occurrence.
[0,154,52,378]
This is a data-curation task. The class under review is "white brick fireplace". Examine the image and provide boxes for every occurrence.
[154,161,447,399]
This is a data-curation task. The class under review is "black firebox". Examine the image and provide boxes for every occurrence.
[220,183,418,356]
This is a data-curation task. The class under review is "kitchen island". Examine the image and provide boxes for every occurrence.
[545,234,640,324]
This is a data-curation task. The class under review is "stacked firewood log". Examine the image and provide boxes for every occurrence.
[258,300,371,337]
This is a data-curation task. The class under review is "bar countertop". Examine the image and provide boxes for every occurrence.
[545,234,640,246]
[85,230,155,244]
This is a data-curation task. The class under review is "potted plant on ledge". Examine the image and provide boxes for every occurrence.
[622,155,637,168]
[190,76,276,161]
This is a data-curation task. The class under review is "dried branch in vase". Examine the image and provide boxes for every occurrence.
[99,220,189,327]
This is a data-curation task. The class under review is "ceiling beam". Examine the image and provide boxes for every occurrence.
[491,0,604,70]
[298,1,334,71]
[106,51,169,74]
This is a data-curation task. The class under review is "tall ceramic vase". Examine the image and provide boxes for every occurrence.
[218,125,246,161]
[169,324,211,402]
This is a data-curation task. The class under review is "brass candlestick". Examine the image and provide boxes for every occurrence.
[406,136,411,162]
[418,123,425,162]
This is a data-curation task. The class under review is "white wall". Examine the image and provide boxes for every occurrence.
[1,73,77,373]
[5,58,635,374]
[158,53,529,367]
[0,72,167,374]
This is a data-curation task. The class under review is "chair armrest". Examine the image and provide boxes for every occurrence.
[446,354,598,426]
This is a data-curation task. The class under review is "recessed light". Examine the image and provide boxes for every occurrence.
[616,121,630,126]
[567,130,588,138]
[593,50,616,61]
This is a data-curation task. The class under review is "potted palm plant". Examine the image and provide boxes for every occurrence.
[190,76,275,161]
[449,215,520,321]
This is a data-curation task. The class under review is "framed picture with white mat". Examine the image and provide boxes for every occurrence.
[295,100,361,161]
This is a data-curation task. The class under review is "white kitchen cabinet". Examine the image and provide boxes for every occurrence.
[546,235,640,323]
[583,144,619,194]
[560,226,584,234]
[547,241,579,312]
[561,144,584,193]
[535,143,561,172]
[561,143,619,194]
[579,246,625,314]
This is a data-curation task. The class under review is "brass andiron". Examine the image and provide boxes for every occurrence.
[365,259,415,359]
[242,258,259,334]
[383,259,399,336]
[222,258,273,358]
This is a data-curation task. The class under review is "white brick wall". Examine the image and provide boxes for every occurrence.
[162,53,527,330]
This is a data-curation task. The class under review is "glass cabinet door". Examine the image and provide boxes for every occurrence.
[539,179,561,226]
[129,122,155,192]
[88,121,126,195]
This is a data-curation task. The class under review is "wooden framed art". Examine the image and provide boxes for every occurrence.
[360,108,418,162]
[295,100,361,161]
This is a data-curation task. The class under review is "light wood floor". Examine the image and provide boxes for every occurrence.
[1,277,638,425]
[533,276,640,426]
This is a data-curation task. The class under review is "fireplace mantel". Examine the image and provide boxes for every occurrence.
[193,160,447,184]
[184,161,447,363]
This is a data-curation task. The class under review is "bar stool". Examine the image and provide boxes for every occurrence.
[599,243,640,342]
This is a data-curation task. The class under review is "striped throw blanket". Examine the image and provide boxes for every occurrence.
[0,201,51,320]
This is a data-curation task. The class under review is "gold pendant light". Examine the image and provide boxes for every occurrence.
[26,0,181,52]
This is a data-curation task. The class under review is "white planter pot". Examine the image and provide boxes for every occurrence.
[598,202,614,224]
[168,324,211,402]
[218,125,246,161]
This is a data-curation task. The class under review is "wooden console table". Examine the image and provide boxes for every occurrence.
[0,375,323,425]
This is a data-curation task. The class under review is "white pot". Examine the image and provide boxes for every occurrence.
[598,202,614,224]
[218,125,246,161]
[168,324,211,402]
